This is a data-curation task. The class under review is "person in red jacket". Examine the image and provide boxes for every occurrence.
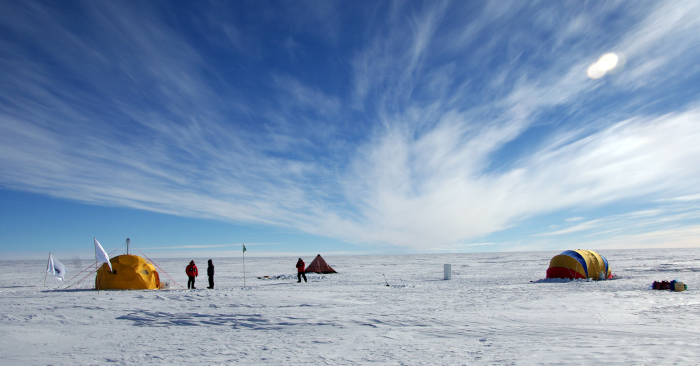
[296,258,307,283]
[186,260,198,289]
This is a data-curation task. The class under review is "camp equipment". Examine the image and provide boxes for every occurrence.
[95,254,161,290]
[94,238,113,272]
[444,264,452,280]
[304,254,337,274]
[546,250,611,280]
[45,253,68,284]
[652,280,688,291]
[671,280,687,292]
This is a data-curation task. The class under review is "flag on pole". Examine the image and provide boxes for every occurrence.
[94,238,113,272]
[46,254,68,281]
[243,244,247,252]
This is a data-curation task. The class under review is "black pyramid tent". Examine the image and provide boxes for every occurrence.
[304,254,337,274]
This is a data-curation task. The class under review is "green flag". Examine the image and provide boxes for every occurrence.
[242,244,247,252]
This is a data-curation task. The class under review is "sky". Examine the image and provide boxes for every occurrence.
[1,1,700,260]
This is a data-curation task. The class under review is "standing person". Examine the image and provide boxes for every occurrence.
[186,260,198,289]
[296,258,307,283]
[207,259,214,289]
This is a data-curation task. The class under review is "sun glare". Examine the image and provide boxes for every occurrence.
[587,63,605,79]
[597,53,619,71]
[587,52,620,79]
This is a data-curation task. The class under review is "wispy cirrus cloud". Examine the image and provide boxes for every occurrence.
[538,220,603,236]
[1,1,700,252]
[578,225,700,250]
[139,243,282,250]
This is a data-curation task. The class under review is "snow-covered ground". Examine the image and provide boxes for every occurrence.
[2,249,700,365]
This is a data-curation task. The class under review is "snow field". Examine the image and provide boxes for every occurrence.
[1,249,700,365]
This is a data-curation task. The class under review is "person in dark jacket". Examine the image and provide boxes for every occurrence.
[207,259,214,289]
[296,258,307,283]
[186,260,198,289]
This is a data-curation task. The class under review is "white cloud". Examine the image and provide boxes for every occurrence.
[614,2,700,88]
[332,105,700,248]
[138,243,282,250]
[538,220,602,236]
[577,225,700,250]
[667,194,700,202]
[1,2,700,253]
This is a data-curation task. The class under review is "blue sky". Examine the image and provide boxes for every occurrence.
[2,1,700,260]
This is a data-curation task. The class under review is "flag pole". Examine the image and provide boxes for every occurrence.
[243,243,246,287]
[94,239,99,294]
[43,251,51,288]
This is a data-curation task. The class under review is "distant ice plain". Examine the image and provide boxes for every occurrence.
[2,249,699,365]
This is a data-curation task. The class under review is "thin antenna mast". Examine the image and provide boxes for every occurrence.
[126,238,130,255]
[43,251,51,288]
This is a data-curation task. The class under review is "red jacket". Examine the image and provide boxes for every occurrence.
[296,259,305,273]
[186,263,198,277]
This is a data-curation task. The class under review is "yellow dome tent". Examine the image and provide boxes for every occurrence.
[95,254,161,290]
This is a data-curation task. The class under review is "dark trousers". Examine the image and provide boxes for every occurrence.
[208,276,214,289]
[188,276,196,289]
[297,272,307,282]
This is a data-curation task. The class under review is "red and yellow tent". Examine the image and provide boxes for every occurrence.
[546,250,611,280]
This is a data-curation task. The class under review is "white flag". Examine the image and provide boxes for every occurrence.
[94,238,113,272]
[47,254,68,281]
